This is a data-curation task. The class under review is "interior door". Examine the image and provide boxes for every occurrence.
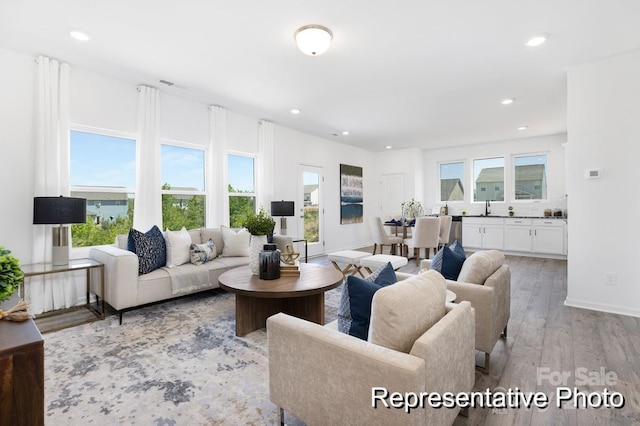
[298,165,324,258]
[380,173,405,219]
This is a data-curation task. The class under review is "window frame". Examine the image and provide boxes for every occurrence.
[472,156,505,203]
[511,152,549,202]
[227,151,257,228]
[160,139,208,230]
[437,160,466,203]
[69,124,137,255]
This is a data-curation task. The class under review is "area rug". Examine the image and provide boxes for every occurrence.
[44,286,342,425]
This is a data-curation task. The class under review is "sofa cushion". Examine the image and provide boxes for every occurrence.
[220,226,250,257]
[165,226,192,268]
[457,250,505,284]
[368,270,446,353]
[128,225,167,275]
[337,262,397,340]
[190,239,217,265]
[188,229,202,245]
[429,244,466,280]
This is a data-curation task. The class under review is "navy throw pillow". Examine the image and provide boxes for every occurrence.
[338,262,397,340]
[128,225,167,275]
[430,244,466,280]
[449,240,466,258]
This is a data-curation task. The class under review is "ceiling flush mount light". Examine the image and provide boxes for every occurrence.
[501,98,514,105]
[386,145,392,149]
[294,25,332,56]
[342,131,350,136]
[525,35,547,47]
[69,29,91,41]
[290,108,301,114]
[518,126,528,131]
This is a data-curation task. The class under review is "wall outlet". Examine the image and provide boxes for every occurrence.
[604,272,617,286]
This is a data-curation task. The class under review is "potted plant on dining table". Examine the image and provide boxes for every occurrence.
[401,199,424,223]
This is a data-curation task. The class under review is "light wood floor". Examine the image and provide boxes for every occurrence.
[311,248,640,426]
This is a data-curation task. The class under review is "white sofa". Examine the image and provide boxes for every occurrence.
[89,227,291,323]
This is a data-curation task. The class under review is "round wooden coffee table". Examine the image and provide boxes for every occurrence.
[218,263,343,336]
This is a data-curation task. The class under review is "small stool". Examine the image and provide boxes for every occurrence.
[328,250,371,279]
[360,254,408,274]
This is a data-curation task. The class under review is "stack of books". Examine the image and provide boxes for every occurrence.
[280,264,300,277]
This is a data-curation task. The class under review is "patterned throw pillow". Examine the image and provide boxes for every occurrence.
[337,262,397,340]
[190,239,217,265]
[128,226,167,275]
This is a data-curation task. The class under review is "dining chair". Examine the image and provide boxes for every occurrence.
[438,215,453,249]
[368,217,403,255]
[403,217,441,265]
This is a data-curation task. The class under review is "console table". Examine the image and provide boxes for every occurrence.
[0,319,44,425]
[20,259,105,332]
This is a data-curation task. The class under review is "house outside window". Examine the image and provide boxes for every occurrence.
[228,153,256,228]
[70,128,136,247]
[514,154,548,200]
[161,143,206,230]
[439,161,465,202]
[473,157,504,202]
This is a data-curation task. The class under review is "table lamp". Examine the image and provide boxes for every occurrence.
[270,200,295,235]
[33,196,87,266]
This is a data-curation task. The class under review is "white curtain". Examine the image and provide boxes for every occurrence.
[29,56,75,314]
[207,105,229,226]
[257,120,275,211]
[133,86,162,231]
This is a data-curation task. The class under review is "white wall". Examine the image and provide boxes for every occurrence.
[273,126,377,252]
[566,49,640,317]
[422,134,567,217]
[0,48,36,262]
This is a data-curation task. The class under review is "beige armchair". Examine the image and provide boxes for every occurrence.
[368,216,403,255]
[268,271,476,426]
[418,250,510,373]
[404,217,440,265]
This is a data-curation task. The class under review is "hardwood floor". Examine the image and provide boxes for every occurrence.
[311,248,640,426]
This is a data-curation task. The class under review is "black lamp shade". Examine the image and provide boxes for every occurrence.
[271,201,295,217]
[33,196,87,224]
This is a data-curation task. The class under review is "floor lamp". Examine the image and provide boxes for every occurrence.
[33,196,87,266]
[270,201,295,236]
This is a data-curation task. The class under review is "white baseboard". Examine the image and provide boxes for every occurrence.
[564,298,640,318]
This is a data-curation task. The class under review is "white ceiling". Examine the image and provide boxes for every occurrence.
[2,0,640,151]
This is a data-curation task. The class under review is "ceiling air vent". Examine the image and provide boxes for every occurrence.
[158,79,174,87]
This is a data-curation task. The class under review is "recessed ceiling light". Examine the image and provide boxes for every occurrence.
[290,108,301,114]
[525,35,547,47]
[385,145,392,149]
[501,98,514,105]
[69,29,91,41]
[518,126,528,131]
[342,131,350,136]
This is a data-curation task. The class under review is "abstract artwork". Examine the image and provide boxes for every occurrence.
[340,164,363,224]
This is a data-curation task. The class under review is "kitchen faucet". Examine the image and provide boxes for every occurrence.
[485,200,491,216]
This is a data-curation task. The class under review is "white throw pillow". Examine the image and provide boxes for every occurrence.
[165,226,192,267]
[220,226,251,257]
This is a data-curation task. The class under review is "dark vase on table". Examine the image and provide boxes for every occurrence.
[259,244,281,280]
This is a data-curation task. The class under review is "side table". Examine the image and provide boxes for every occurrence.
[0,319,44,425]
[20,259,105,332]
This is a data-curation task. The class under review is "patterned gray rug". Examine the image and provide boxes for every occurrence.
[44,286,342,425]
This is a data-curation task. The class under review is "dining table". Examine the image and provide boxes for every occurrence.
[383,220,415,239]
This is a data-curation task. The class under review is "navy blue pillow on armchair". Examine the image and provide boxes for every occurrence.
[337,262,397,340]
[430,241,466,280]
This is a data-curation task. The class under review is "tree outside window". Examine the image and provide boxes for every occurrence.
[228,154,256,228]
[161,144,206,230]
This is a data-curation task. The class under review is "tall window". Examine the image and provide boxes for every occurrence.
[70,129,136,247]
[161,144,206,230]
[439,162,465,202]
[228,153,256,228]
[473,157,504,202]
[513,154,547,200]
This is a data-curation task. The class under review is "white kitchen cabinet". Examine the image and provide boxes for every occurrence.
[462,217,504,250]
[504,218,533,252]
[532,219,565,255]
